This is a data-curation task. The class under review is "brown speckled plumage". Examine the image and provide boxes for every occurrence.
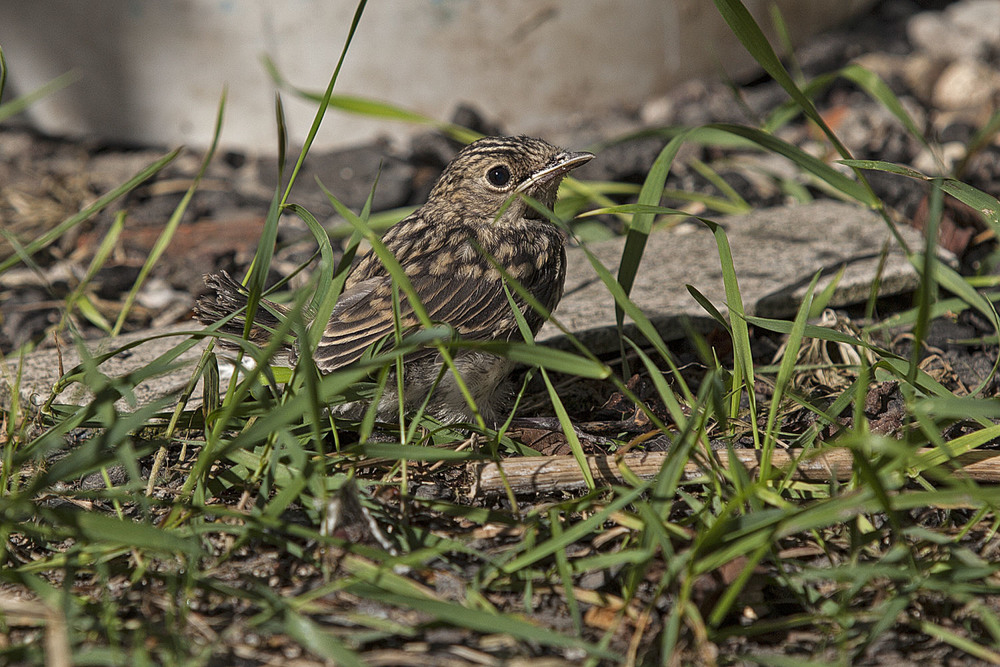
[196,135,592,424]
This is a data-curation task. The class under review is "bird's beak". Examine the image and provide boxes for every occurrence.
[517,150,594,193]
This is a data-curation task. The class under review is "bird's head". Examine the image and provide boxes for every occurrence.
[427,135,593,226]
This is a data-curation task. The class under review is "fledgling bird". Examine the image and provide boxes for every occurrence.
[196,135,593,424]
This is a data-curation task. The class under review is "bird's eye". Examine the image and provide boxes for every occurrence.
[486,165,512,188]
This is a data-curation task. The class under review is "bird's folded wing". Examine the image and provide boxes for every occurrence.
[313,272,519,372]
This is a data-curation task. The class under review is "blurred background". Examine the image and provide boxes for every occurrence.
[0,0,874,153]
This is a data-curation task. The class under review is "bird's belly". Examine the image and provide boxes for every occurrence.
[402,351,513,425]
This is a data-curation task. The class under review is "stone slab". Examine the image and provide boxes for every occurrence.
[541,200,933,352]
[3,201,934,412]
[2,324,208,415]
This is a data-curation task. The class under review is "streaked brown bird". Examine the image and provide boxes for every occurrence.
[196,135,593,424]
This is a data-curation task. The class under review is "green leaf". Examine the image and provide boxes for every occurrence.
[466,341,611,379]
[68,512,199,557]
[263,61,479,145]
[0,68,78,123]
[351,442,487,462]
[711,0,853,161]
[711,124,874,205]
[284,612,365,666]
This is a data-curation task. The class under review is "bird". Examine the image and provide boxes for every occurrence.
[196,135,593,425]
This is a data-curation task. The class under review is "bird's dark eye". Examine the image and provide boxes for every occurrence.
[486,165,512,188]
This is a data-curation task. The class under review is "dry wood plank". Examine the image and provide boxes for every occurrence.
[468,448,1000,496]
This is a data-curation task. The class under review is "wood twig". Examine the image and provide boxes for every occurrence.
[468,448,1000,496]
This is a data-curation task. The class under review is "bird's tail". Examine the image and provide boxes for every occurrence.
[195,271,293,351]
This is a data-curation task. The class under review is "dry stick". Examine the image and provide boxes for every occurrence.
[0,596,71,667]
[468,449,1000,496]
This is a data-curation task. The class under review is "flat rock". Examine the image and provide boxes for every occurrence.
[2,324,208,415]
[540,200,935,352]
[4,201,934,412]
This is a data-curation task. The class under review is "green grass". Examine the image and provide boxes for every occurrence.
[4,0,1000,664]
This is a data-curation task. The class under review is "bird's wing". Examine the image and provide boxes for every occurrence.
[313,266,519,373]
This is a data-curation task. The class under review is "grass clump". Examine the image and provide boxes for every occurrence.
[4,1,1000,664]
